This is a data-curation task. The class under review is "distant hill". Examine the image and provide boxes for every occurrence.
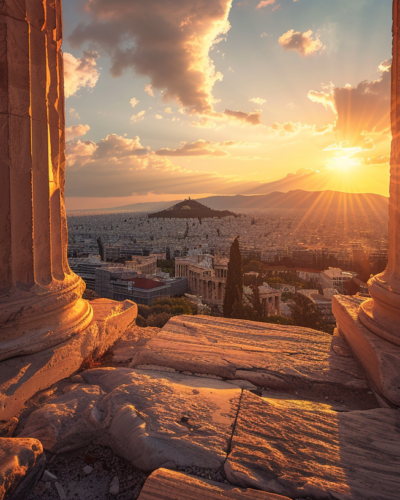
[99,190,389,217]
[148,198,236,219]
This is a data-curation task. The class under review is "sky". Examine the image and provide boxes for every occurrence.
[63,0,393,210]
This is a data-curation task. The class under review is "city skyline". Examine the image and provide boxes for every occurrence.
[63,0,392,209]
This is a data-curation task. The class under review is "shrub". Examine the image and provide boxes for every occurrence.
[138,304,151,319]
[147,312,172,328]
[136,314,147,327]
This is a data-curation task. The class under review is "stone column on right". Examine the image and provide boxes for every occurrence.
[333,0,400,407]
[358,0,400,346]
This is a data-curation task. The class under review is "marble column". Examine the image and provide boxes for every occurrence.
[358,0,400,346]
[0,0,92,361]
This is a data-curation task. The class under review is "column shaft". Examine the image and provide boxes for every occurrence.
[359,0,400,345]
[0,0,92,362]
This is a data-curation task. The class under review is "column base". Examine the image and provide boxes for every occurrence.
[359,299,400,347]
[0,274,93,362]
[332,295,400,407]
[0,298,137,421]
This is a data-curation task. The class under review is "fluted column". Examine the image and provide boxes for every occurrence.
[359,0,400,346]
[0,0,92,361]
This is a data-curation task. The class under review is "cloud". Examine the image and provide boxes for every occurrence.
[155,140,230,157]
[269,121,333,136]
[223,109,262,125]
[256,0,275,8]
[66,124,90,141]
[359,155,390,166]
[64,51,100,98]
[145,84,154,97]
[66,140,98,168]
[308,61,391,146]
[155,114,163,120]
[278,29,325,56]
[130,98,139,108]
[69,108,80,119]
[69,0,233,115]
[307,85,336,113]
[93,135,149,160]
[165,107,173,114]
[249,97,266,105]
[65,133,259,197]
[131,110,146,123]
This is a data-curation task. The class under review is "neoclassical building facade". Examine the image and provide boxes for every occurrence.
[175,255,228,308]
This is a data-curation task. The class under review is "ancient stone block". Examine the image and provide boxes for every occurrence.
[0,437,43,500]
[131,315,369,392]
[112,327,159,363]
[0,299,137,421]
[18,385,105,453]
[137,469,290,500]
[333,295,400,406]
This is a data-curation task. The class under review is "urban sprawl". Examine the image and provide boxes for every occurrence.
[68,206,388,330]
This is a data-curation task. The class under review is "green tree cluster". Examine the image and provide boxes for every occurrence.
[157,259,175,277]
[289,294,333,334]
[136,297,196,328]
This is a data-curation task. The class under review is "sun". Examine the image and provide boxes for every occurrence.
[331,156,358,172]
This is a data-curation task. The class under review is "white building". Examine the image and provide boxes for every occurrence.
[320,268,354,290]
[258,283,282,316]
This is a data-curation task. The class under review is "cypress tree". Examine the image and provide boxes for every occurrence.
[223,237,243,318]
[252,284,263,320]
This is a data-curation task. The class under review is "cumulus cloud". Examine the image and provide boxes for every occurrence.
[165,107,173,114]
[64,51,100,98]
[249,97,266,105]
[69,0,233,115]
[308,61,391,146]
[307,85,336,113]
[65,133,259,197]
[269,121,333,136]
[155,140,230,157]
[155,114,163,120]
[69,108,80,119]
[256,0,276,8]
[145,84,154,97]
[130,98,139,108]
[278,29,325,56]
[131,110,146,123]
[223,109,262,125]
[66,140,98,168]
[66,124,90,141]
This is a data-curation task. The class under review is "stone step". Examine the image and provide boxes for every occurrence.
[137,469,290,500]
[130,315,372,399]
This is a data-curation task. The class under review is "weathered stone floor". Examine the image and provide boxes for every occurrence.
[20,368,242,470]
[6,316,400,499]
[225,392,400,500]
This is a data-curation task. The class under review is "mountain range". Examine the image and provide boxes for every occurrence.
[97,189,389,217]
